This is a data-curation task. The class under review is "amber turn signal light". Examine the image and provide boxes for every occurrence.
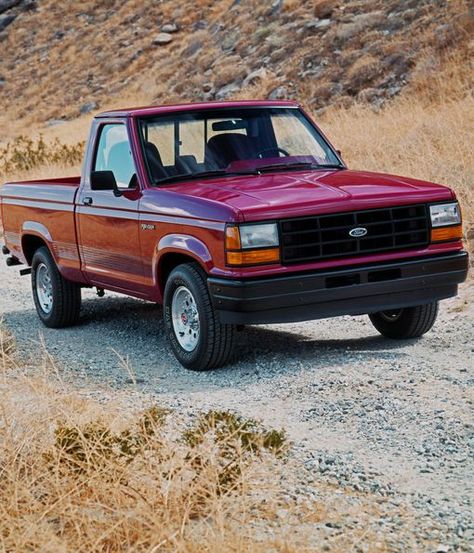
[225,225,241,250]
[431,225,463,242]
[226,247,280,266]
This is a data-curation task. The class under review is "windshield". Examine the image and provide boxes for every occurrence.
[138,107,343,185]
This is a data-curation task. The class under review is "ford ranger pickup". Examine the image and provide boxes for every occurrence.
[0,100,469,370]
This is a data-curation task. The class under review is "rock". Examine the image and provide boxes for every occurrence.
[242,67,266,88]
[46,118,66,127]
[153,32,173,45]
[0,75,5,87]
[0,0,20,14]
[270,0,283,16]
[19,0,36,11]
[268,86,287,100]
[221,30,239,51]
[215,81,241,100]
[161,23,178,33]
[79,101,98,115]
[193,19,207,30]
[183,40,202,57]
[387,84,402,97]
[202,82,214,93]
[305,18,331,31]
[0,13,15,31]
[130,48,143,61]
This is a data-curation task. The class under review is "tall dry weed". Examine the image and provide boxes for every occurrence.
[0,321,16,371]
[0,136,84,178]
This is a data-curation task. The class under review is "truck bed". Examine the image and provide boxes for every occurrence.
[0,176,81,281]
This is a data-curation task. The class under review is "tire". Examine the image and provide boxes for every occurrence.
[31,246,82,328]
[163,262,236,371]
[369,302,439,339]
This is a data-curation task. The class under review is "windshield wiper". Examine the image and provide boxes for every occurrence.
[258,161,344,173]
[258,162,315,173]
[316,163,345,169]
[154,169,257,185]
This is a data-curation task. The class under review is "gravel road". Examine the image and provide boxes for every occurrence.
[1,259,473,551]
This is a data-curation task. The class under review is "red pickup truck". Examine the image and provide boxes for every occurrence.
[0,100,468,370]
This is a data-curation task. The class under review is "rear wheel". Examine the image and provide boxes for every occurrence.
[31,246,82,328]
[164,263,236,370]
[369,302,439,339]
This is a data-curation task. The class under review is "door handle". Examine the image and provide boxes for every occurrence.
[83,197,93,206]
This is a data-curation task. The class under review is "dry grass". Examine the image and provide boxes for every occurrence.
[0,320,16,371]
[0,136,84,178]
[0,323,446,552]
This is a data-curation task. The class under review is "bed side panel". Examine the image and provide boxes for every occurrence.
[0,181,85,283]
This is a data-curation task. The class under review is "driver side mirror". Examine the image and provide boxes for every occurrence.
[90,170,122,197]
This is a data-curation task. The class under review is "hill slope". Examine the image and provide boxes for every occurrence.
[0,0,472,133]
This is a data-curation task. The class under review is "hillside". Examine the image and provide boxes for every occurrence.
[0,0,472,134]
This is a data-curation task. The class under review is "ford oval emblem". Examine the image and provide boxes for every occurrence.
[349,227,368,238]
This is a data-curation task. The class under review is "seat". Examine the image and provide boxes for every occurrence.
[205,133,254,168]
[175,155,200,174]
[144,141,167,181]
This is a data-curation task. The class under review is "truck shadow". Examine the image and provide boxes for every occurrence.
[3,294,412,390]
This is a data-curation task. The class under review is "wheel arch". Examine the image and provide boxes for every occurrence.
[22,232,53,265]
[155,234,214,298]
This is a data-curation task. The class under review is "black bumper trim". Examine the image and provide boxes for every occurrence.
[208,252,469,324]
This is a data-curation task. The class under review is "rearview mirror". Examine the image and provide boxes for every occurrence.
[90,171,122,196]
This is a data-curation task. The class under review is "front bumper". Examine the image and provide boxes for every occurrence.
[208,252,469,324]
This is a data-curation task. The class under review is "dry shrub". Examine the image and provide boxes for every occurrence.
[0,371,290,552]
[314,0,338,19]
[346,55,384,90]
[0,136,84,178]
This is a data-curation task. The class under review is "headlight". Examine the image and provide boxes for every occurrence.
[239,223,279,249]
[429,202,463,243]
[225,223,280,266]
[429,202,461,227]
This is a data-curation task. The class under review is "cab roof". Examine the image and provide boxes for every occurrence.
[95,99,300,119]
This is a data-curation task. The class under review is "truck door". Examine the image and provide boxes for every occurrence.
[76,121,147,296]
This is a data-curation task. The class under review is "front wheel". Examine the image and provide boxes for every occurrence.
[369,302,439,339]
[163,263,236,370]
[31,246,82,328]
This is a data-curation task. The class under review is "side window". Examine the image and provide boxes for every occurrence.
[94,124,137,189]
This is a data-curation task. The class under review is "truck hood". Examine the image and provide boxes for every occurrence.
[168,169,454,221]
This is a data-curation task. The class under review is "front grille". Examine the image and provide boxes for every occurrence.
[280,204,429,264]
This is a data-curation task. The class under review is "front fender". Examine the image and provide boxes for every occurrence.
[154,234,214,288]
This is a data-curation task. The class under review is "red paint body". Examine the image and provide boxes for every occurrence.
[0,101,464,304]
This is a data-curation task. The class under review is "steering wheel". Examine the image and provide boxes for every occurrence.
[256,147,290,159]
